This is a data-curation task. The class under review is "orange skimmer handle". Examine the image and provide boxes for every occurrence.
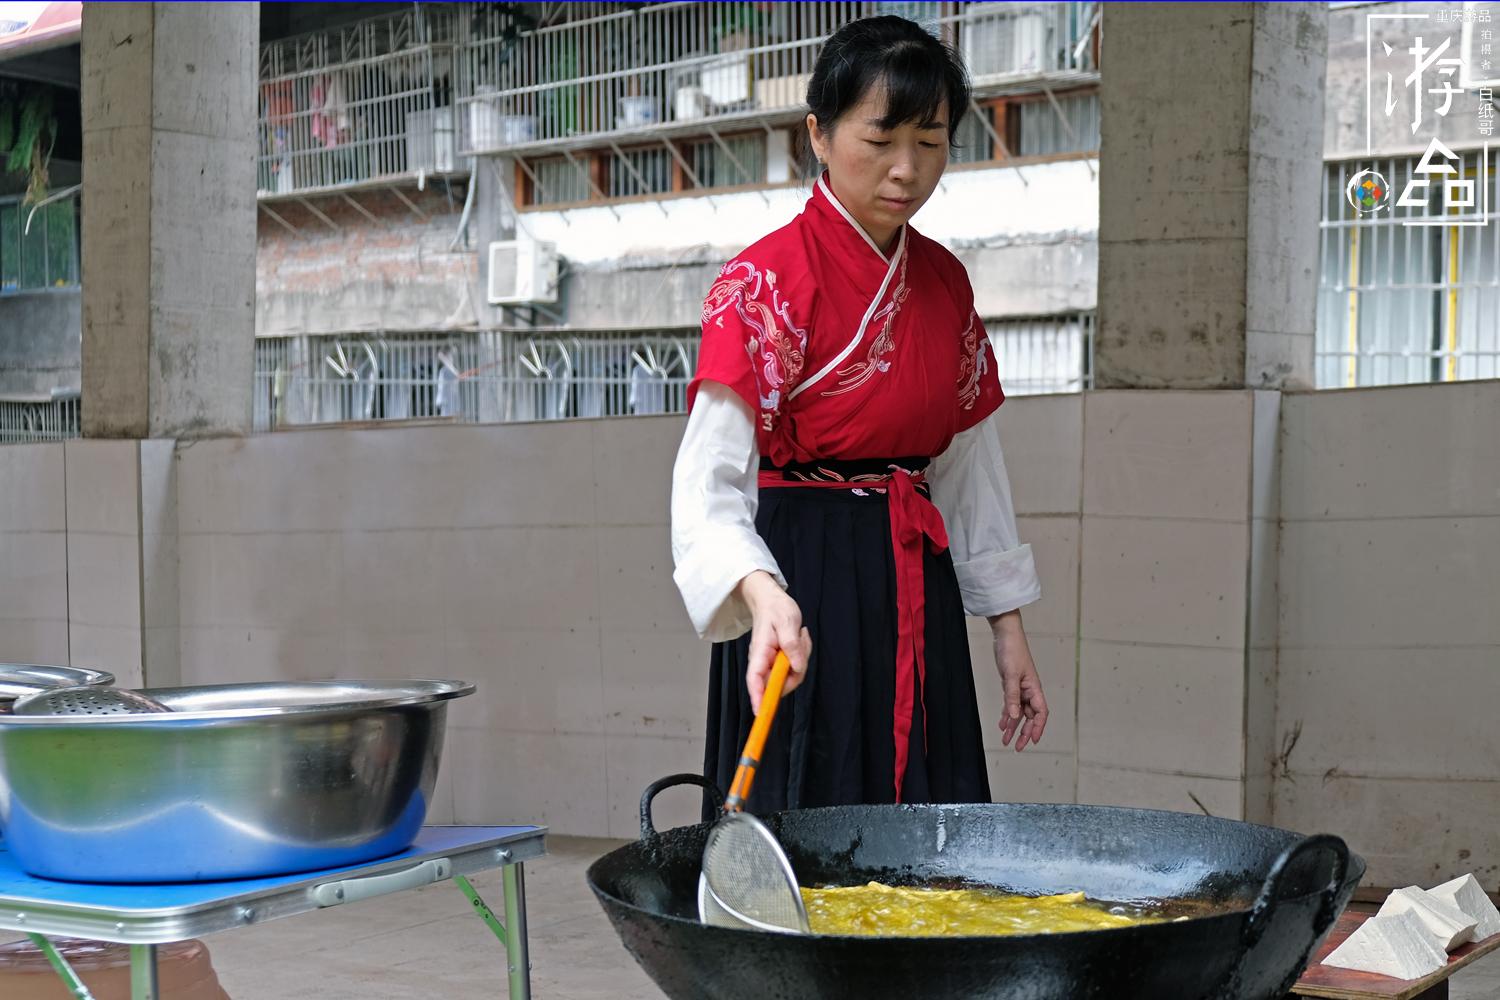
[724,650,792,813]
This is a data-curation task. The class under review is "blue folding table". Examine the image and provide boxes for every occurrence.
[0,824,547,1000]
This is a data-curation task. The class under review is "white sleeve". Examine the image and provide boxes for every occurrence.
[927,408,1042,618]
[670,380,787,641]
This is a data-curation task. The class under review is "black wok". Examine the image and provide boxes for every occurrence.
[587,774,1364,1000]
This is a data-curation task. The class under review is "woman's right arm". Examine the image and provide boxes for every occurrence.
[671,380,810,710]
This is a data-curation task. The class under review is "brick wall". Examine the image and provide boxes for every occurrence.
[256,182,480,337]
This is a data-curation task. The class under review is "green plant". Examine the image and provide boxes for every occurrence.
[0,82,57,204]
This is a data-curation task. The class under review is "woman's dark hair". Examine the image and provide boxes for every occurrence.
[806,16,971,144]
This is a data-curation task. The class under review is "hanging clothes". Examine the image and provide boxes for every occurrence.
[434,350,462,418]
[629,356,669,415]
[310,73,349,149]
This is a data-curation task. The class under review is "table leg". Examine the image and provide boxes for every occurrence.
[129,944,159,1000]
[28,934,96,1000]
[502,863,531,1000]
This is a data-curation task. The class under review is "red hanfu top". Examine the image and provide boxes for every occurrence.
[687,175,1007,803]
[689,174,1003,465]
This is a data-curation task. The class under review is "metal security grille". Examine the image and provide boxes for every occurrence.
[456,2,1098,156]
[0,196,79,292]
[1017,90,1099,157]
[528,156,595,206]
[608,146,675,197]
[249,317,1096,433]
[952,89,1100,165]
[252,329,699,431]
[985,312,1095,395]
[521,131,769,205]
[951,111,995,166]
[257,6,464,196]
[0,396,80,444]
[1318,150,1500,387]
[684,133,765,188]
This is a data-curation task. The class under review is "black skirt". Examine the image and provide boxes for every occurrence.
[703,458,991,819]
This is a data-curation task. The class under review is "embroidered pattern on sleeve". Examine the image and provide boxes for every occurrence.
[956,312,989,410]
[703,259,808,431]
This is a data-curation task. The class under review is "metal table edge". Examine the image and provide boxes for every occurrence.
[0,825,547,945]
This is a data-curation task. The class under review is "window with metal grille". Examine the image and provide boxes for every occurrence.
[519,132,769,207]
[952,111,995,166]
[953,89,1098,166]
[0,197,79,293]
[684,134,765,188]
[0,396,80,444]
[256,5,463,197]
[984,312,1095,395]
[252,329,701,431]
[1017,91,1099,157]
[608,146,674,199]
[526,156,594,206]
[458,3,1095,152]
[1317,150,1500,387]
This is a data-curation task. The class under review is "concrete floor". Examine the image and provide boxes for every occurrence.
[7,836,1500,998]
[207,836,662,1000]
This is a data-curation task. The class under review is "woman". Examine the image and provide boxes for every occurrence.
[671,16,1047,816]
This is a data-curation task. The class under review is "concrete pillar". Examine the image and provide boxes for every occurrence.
[1096,3,1328,389]
[80,3,258,438]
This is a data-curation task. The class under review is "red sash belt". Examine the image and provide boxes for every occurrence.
[757,466,949,802]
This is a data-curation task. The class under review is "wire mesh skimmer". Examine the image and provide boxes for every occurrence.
[697,651,810,935]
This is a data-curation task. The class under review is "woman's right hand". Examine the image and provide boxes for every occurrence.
[737,570,812,713]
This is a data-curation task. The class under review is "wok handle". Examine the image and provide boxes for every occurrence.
[639,773,725,840]
[1242,834,1351,947]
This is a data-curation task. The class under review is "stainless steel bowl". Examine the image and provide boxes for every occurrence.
[0,679,474,882]
[0,664,114,711]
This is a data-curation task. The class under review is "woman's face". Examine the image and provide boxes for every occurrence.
[807,84,950,253]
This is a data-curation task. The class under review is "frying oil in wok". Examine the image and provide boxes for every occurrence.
[800,882,1178,937]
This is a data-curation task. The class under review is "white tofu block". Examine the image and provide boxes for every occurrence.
[1378,886,1478,951]
[1429,874,1500,941]
[1323,910,1450,980]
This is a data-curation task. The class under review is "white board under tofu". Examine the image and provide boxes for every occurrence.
[1429,874,1500,941]
[1378,886,1478,951]
[1323,909,1450,980]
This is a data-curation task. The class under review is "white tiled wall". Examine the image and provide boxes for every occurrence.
[64,440,145,687]
[1077,390,1256,821]
[982,393,1083,803]
[1274,382,1500,887]
[0,444,70,665]
[1245,390,1282,824]
[140,440,180,687]
[0,440,166,684]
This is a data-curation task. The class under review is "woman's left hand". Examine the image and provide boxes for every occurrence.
[990,609,1048,751]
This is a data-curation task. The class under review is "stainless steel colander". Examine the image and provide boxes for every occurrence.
[12,685,172,716]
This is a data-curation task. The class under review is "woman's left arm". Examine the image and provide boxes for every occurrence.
[929,409,1049,751]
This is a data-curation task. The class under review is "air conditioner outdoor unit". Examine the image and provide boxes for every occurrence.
[964,5,1052,78]
[487,239,559,305]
